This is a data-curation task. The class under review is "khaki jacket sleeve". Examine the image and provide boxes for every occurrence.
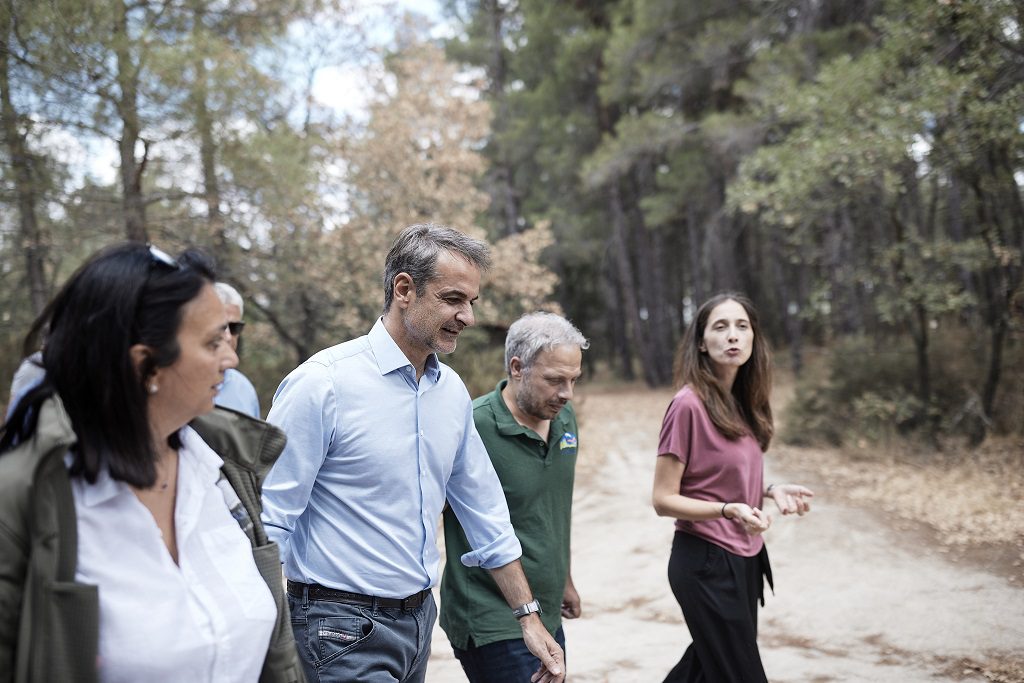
[0,512,28,683]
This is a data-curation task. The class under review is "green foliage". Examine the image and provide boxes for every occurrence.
[3,0,1022,444]
[445,327,507,399]
[581,111,691,189]
[785,330,1024,447]
[784,339,920,446]
[871,235,984,327]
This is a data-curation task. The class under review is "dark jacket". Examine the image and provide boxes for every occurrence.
[0,397,305,683]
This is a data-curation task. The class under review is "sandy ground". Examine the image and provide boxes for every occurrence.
[425,385,1024,682]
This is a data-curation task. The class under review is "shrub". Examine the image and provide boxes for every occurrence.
[783,328,1023,447]
[445,327,507,398]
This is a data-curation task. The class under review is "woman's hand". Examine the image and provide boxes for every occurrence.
[724,503,771,535]
[767,483,814,516]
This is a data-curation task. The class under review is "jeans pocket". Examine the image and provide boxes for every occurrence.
[316,614,375,665]
[288,592,306,626]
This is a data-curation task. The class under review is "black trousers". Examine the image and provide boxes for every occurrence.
[664,532,773,683]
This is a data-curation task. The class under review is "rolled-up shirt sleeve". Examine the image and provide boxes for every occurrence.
[445,401,522,569]
[261,361,335,561]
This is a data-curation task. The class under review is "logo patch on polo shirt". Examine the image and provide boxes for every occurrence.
[559,432,577,451]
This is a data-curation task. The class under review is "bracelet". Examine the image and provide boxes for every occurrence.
[720,502,730,519]
[766,483,776,496]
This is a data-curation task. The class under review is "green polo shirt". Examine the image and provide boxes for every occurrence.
[440,379,579,649]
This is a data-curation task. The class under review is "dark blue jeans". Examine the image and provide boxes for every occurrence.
[288,588,436,683]
[452,627,566,683]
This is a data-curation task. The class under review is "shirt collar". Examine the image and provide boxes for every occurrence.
[368,317,442,382]
[179,425,226,485]
[490,379,540,440]
[75,426,224,508]
[490,379,571,443]
[78,457,124,507]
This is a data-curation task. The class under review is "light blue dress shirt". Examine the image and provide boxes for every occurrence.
[261,318,522,597]
[215,368,261,419]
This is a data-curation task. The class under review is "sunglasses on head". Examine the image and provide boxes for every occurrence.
[227,321,246,336]
[148,244,181,270]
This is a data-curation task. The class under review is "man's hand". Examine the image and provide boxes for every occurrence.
[488,559,566,682]
[519,613,565,683]
[561,576,581,619]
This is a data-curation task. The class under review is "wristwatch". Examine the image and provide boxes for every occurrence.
[512,599,542,620]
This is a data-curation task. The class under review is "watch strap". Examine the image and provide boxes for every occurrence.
[512,599,542,619]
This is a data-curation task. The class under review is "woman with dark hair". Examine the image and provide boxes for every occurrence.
[652,292,814,683]
[0,243,304,683]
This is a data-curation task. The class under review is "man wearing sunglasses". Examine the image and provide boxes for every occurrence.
[213,282,261,418]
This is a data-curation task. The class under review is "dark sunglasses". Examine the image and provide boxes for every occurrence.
[148,244,181,270]
[227,321,246,336]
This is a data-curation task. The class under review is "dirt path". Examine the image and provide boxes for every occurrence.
[427,385,1024,682]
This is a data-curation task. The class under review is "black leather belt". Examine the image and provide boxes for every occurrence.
[287,580,430,611]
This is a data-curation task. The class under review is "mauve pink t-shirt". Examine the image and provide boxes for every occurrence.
[658,385,765,557]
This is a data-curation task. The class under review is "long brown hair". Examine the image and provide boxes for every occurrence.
[673,292,774,450]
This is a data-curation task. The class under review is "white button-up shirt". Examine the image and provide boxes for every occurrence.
[71,427,276,682]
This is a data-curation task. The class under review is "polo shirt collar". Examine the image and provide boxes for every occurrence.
[368,317,442,383]
[490,379,567,443]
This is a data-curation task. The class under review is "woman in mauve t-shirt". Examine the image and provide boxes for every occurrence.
[652,293,814,683]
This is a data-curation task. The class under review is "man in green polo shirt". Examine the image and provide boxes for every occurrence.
[441,311,589,682]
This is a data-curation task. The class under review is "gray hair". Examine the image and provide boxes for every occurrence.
[214,282,244,317]
[505,312,589,374]
[382,223,492,313]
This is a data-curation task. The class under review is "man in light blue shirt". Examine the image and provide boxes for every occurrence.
[213,282,260,418]
[262,224,565,683]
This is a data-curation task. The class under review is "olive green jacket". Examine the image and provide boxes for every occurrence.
[0,397,305,683]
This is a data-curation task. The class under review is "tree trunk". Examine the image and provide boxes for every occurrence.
[482,0,521,237]
[629,166,675,385]
[192,43,228,260]
[770,232,804,375]
[0,11,48,315]
[966,155,1021,439]
[836,204,864,334]
[946,172,976,302]
[604,258,635,381]
[975,160,1022,429]
[114,0,147,242]
[607,183,648,380]
[606,182,672,386]
[686,204,704,311]
[912,301,930,412]
[981,306,1005,422]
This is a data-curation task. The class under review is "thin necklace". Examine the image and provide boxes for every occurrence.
[154,448,178,493]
